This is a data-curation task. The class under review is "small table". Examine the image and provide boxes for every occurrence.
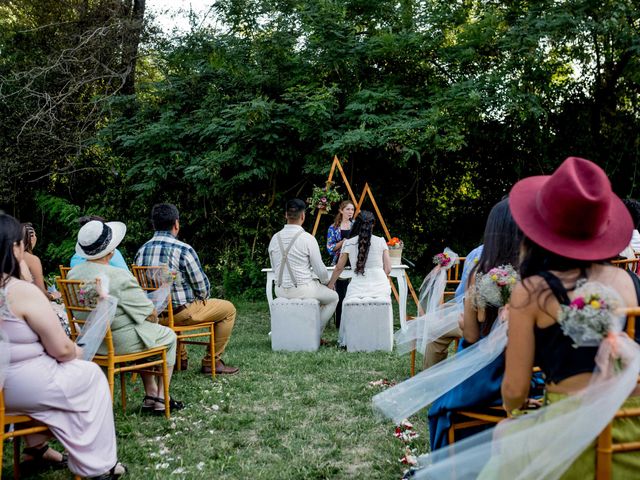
[261,265,410,330]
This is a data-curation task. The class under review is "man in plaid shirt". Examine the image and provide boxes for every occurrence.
[135,203,239,375]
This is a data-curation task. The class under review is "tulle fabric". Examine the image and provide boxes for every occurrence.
[396,248,460,356]
[374,319,508,424]
[75,275,117,361]
[147,283,171,314]
[408,330,640,479]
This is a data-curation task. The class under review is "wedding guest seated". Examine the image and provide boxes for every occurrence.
[20,223,60,301]
[69,219,183,414]
[70,215,129,270]
[620,198,640,258]
[269,199,338,336]
[503,156,640,476]
[135,203,238,375]
[428,198,535,450]
[0,213,126,479]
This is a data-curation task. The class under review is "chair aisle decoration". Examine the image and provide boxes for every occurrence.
[57,277,171,418]
[131,265,216,379]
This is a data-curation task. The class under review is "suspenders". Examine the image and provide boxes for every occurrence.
[276,230,304,287]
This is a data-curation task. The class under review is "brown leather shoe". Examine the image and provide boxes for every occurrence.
[212,359,239,375]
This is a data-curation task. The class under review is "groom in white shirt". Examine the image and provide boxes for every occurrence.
[268,199,339,331]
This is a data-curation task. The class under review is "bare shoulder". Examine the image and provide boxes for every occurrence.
[510,276,545,312]
[5,279,43,313]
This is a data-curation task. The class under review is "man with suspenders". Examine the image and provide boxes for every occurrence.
[268,199,339,334]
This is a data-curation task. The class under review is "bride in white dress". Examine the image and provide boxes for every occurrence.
[327,210,391,301]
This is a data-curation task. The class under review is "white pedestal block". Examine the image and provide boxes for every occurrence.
[342,297,393,352]
[270,297,321,351]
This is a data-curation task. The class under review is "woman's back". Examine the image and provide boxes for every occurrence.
[342,234,387,272]
[1,279,45,363]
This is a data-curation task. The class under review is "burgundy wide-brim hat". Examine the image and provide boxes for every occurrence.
[509,156,633,261]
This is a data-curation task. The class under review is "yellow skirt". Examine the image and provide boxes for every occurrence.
[547,392,640,480]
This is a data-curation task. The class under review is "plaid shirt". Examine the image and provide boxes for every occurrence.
[135,231,210,307]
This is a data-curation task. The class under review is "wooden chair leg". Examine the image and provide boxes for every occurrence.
[210,324,216,380]
[120,372,127,412]
[162,351,170,419]
[447,426,455,445]
[13,435,21,480]
[596,423,613,479]
[176,339,182,371]
[107,366,115,401]
[410,349,416,377]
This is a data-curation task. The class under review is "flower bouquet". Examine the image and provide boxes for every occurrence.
[78,279,103,309]
[474,264,518,310]
[307,182,342,213]
[557,282,623,348]
[388,237,403,265]
[433,251,452,267]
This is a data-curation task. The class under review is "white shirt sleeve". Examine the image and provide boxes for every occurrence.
[307,234,329,284]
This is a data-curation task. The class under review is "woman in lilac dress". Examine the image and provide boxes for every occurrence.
[0,214,125,479]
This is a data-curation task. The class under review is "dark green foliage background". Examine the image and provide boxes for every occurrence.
[2,0,640,298]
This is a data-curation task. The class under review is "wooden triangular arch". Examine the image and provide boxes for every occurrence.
[310,156,358,237]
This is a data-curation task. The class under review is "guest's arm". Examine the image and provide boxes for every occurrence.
[501,281,535,414]
[327,253,349,289]
[183,247,211,300]
[462,275,481,343]
[14,282,81,361]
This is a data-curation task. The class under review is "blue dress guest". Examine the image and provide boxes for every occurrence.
[326,201,354,328]
[429,198,535,450]
[69,216,128,270]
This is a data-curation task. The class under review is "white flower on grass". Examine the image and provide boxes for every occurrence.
[196,462,205,471]
[212,404,220,411]
[155,463,169,470]
[171,467,186,474]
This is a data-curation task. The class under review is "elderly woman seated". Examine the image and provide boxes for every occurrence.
[68,220,184,414]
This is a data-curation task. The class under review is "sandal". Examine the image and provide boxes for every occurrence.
[153,397,186,415]
[89,462,127,479]
[19,444,68,476]
[141,395,159,413]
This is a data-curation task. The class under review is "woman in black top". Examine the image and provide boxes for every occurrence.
[503,156,640,477]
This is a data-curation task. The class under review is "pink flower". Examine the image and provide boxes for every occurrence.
[321,197,327,202]
[570,297,586,309]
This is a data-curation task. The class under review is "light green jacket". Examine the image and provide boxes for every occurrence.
[68,262,164,355]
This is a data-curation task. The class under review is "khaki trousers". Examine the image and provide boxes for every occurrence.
[423,326,462,370]
[172,299,236,363]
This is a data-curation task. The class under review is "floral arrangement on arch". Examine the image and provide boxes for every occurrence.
[558,281,624,348]
[387,237,403,250]
[307,182,342,213]
[474,264,519,309]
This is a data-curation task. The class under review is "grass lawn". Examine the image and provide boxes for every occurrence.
[3,300,427,479]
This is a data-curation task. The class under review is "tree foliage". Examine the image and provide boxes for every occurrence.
[2,0,640,298]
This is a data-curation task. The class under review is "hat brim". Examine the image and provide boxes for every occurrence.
[509,176,633,261]
[75,221,127,260]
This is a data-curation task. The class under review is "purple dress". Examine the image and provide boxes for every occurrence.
[1,279,117,477]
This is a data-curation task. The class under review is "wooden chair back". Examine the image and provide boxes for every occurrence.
[131,265,175,328]
[611,258,640,273]
[56,278,115,356]
[443,256,466,303]
[59,265,71,279]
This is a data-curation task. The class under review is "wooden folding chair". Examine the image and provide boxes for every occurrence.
[1,390,82,480]
[56,278,171,418]
[131,265,216,380]
[443,256,466,303]
[595,309,640,479]
[447,405,506,444]
[612,258,640,274]
[59,265,70,279]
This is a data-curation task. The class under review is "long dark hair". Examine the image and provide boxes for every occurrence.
[349,210,375,275]
[472,198,522,335]
[519,237,593,280]
[0,214,24,288]
[22,222,35,254]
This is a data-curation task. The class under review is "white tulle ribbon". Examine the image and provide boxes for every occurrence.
[396,248,459,356]
[407,316,640,479]
[144,267,175,314]
[374,319,508,424]
[0,328,9,389]
[395,299,462,356]
[75,274,117,361]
